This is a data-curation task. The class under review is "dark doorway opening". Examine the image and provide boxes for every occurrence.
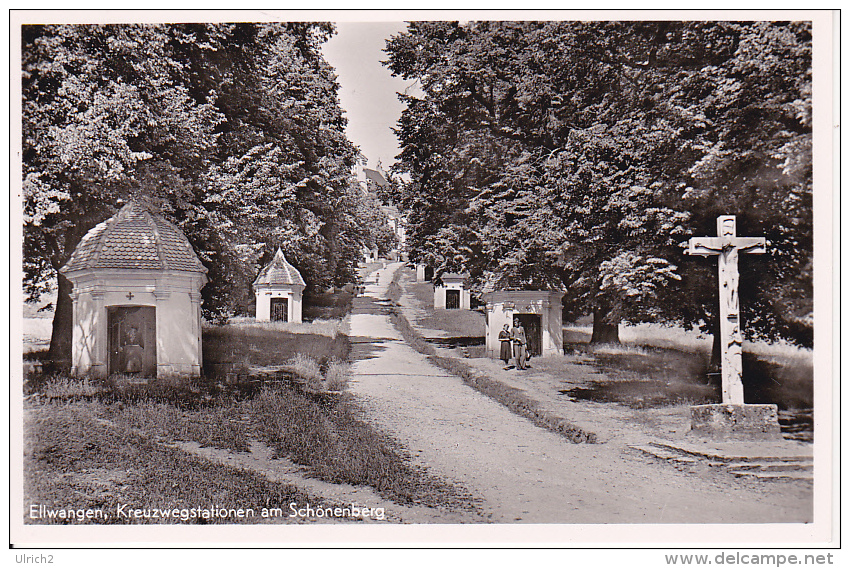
[446,289,461,309]
[424,266,434,281]
[515,313,542,357]
[270,297,289,322]
[108,306,157,377]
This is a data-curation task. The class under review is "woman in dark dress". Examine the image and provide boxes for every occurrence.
[498,324,512,367]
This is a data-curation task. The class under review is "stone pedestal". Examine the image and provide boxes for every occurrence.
[689,403,782,441]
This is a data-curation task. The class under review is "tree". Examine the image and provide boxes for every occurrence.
[23,23,368,361]
[23,24,223,363]
[657,22,813,351]
[176,23,363,312]
[385,21,689,342]
[385,20,812,348]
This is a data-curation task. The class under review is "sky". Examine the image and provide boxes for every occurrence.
[321,21,421,171]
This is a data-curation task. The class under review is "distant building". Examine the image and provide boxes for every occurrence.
[60,202,207,378]
[360,161,391,196]
[355,160,406,252]
[253,248,306,323]
[416,263,433,282]
[362,246,379,264]
[434,273,471,310]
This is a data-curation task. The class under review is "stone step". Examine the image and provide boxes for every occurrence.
[651,441,813,464]
[640,442,815,482]
[726,461,814,473]
[628,445,698,465]
[731,470,813,482]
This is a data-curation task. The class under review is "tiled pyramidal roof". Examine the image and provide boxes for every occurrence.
[61,202,207,274]
[253,248,306,287]
[440,272,469,281]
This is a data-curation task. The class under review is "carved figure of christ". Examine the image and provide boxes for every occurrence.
[687,216,766,404]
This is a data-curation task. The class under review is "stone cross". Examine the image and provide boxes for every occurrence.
[687,215,766,404]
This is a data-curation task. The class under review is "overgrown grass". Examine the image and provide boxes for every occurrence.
[302,288,356,321]
[40,376,102,400]
[224,317,341,337]
[26,367,473,510]
[103,399,252,453]
[324,359,350,392]
[202,323,349,377]
[563,326,813,411]
[288,352,322,379]
[287,353,324,392]
[24,401,341,524]
[26,384,472,515]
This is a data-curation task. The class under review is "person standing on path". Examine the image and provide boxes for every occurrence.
[498,324,513,368]
[511,319,527,370]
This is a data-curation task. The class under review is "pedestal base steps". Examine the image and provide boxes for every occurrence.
[629,440,813,482]
[631,403,811,482]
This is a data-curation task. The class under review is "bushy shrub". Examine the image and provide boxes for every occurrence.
[324,359,350,392]
[42,376,102,400]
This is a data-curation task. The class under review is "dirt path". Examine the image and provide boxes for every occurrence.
[346,263,812,524]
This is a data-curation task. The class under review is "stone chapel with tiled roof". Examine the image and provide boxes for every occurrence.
[253,248,306,323]
[60,202,207,378]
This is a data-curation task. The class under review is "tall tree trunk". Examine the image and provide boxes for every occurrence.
[590,304,620,344]
[710,323,722,371]
[707,311,722,384]
[47,272,73,371]
[46,218,91,372]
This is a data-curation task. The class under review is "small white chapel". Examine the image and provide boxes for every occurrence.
[253,248,306,323]
[60,202,208,378]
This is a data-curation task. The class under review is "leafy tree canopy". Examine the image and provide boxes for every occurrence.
[385,20,812,346]
[22,22,380,361]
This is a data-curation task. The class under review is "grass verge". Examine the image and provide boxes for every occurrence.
[302,288,356,321]
[24,400,341,524]
[203,323,349,376]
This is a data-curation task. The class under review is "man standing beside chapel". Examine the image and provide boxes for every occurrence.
[511,319,527,370]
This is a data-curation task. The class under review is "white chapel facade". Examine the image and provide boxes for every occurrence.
[60,202,208,378]
[253,248,306,323]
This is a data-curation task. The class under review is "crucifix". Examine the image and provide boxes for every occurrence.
[126,292,134,300]
[687,215,766,404]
